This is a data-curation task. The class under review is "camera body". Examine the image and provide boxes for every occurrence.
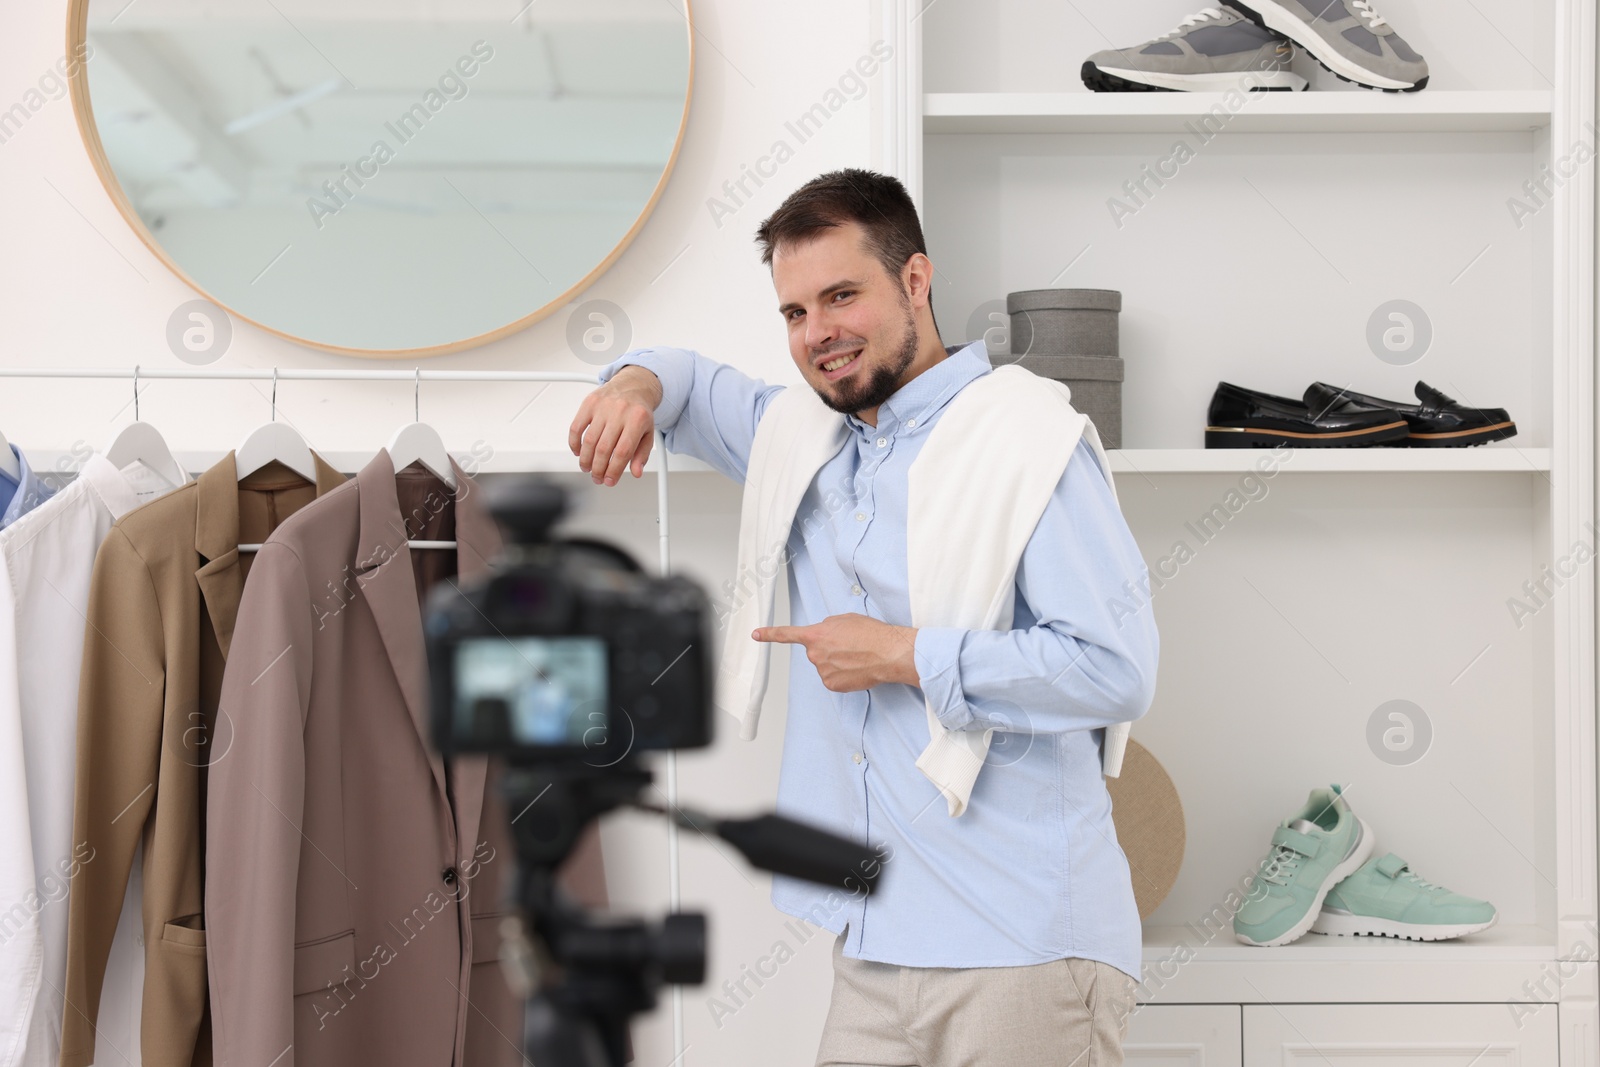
[425,480,713,766]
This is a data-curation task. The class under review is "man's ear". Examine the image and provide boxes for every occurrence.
[902,253,935,310]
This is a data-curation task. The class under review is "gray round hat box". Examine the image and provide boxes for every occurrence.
[1006,288,1123,449]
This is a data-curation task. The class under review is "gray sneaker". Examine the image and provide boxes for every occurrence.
[1229,0,1428,91]
[1083,5,1306,93]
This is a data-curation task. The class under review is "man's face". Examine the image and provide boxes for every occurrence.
[773,222,918,416]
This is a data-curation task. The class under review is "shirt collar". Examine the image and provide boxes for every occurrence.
[843,338,992,437]
[0,444,56,528]
[79,452,191,521]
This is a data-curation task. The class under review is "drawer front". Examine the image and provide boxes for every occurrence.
[1126,1004,1243,1066]
[1244,1003,1558,1065]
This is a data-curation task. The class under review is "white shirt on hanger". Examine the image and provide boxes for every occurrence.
[0,454,186,1067]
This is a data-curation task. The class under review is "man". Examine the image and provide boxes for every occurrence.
[569,168,1157,1066]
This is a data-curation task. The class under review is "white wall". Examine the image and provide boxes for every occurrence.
[0,1,889,1063]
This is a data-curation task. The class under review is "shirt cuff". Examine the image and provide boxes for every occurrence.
[913,626,974,731]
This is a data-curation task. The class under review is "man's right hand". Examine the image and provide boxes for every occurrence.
[569,364,663,486]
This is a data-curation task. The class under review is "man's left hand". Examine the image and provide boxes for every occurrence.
[753,613,919,693]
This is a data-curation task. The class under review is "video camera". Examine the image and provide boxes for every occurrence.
[424,477,885,1067]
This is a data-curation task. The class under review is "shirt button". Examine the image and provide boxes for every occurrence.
[852,752,863,764]
[850,583,862,595]
[876,437,887,448]
[442,866,458,885]
[907,419,917,428]
[855,512,865,522]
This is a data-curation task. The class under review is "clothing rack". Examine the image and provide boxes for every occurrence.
[0,364,691,1062]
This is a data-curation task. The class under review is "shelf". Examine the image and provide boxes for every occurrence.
[1139,924,1559,1003]
[1143,922,1552,963]
[1107,447,1550,474]
[923,90,1553,135]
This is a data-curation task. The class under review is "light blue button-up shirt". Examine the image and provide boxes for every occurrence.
[0,444,56,530]
[599,339,1157,979]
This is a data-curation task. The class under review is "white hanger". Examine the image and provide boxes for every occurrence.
[387,423,456,489]
[235,370,316,482]
[386,369,456,550]
[0,426,21,483]
[238,370,317,554]
[103,366,187,488]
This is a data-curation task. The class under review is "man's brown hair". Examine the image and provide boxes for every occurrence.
[755,167,940,335]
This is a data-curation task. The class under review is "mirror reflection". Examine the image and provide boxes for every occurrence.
[78,0,692,353]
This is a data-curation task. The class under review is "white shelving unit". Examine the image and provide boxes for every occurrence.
[1106,446,1553,473]
[877,0,1596,1061]
[923,89,1554,134]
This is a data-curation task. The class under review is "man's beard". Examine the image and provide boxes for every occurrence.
[815,305,918,416]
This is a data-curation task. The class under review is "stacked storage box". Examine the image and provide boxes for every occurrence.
[1006,288,1123,449]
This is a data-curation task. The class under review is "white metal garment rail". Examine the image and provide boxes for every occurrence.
[0,364,692,1063]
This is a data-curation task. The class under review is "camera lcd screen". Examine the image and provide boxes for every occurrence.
[452,636,607,748]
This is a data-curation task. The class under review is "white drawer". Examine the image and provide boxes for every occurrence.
[1243,1003,1558,1064]
[1126,1004,1243,1066]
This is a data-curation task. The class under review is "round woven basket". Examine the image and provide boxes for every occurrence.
[1108,738,1186,919]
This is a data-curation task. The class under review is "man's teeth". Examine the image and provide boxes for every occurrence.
[822,350,860,372]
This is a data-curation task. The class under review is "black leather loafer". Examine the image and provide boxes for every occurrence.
[1206,381,1411,448]
[1306,381,1517,447]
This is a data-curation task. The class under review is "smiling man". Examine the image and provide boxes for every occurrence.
[569,168,1158,1067]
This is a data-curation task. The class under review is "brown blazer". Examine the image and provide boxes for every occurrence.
[204,451,607,1067]
[62,453,346,1067]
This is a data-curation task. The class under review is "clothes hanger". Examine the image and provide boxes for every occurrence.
[235,370,316,482]
[103,366,187,488]
[388,369,458,491]
[386,368,456,551]
[0,426,21,482]
[238,370,317,554]
[239,371,459,558]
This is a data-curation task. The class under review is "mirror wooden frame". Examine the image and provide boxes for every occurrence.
[64,0,696,358]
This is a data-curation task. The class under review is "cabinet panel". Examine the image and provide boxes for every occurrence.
[1243,1003,1558,1064]
[1126,1005,1241,1066]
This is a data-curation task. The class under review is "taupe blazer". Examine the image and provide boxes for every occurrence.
[62,453,346,1067]
[204,451,606,1067]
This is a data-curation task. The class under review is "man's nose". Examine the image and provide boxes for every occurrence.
[805,318,838,358]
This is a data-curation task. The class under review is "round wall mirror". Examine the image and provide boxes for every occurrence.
[67,0,693,356]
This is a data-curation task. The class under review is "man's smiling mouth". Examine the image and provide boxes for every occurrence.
[820,349,861,373]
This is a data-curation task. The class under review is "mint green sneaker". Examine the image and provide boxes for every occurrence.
[1234,785,1374,947]
[1310,853,1498,941]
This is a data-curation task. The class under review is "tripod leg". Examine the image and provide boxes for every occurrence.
[523,995,615,1067]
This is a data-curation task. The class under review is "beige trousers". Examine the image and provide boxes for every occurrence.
[814,934,1137,1067]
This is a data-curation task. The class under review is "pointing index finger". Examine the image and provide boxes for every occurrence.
[753,625,806,644]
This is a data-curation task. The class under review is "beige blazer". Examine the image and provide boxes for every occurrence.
[204,451,606,1067]
[61,454,345,1067]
